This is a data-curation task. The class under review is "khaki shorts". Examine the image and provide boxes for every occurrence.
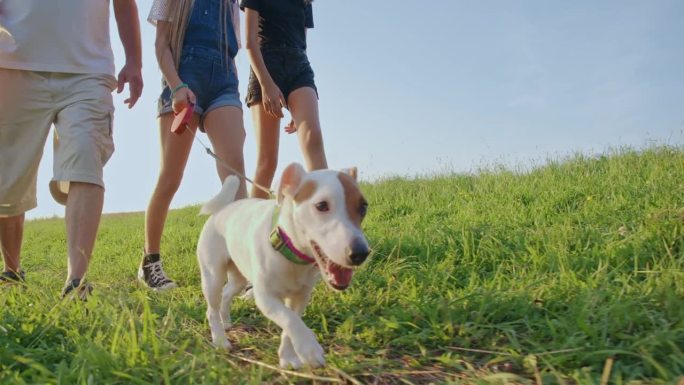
[0,69,116,217]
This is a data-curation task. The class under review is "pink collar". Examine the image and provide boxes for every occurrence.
[271,227,317,265]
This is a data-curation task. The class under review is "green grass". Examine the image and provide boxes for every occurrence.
[2,146,683,384]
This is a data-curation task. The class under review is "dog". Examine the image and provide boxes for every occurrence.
[197,162,370,368]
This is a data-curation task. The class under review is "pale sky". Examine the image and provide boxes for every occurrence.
[27,0,684,219]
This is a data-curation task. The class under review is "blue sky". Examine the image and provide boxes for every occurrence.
[28,0,684,219]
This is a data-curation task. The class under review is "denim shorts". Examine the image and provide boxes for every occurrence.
[246,46,317,108]
[158,46,241,128]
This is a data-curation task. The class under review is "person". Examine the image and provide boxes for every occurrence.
[241,0,328,199]
[0,0,143,299]
[140,0,247,290]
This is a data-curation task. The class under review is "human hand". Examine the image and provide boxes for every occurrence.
[261,82,286,118]
[284,118,297,134]
[172,86,196,114]
[116,63,143,108]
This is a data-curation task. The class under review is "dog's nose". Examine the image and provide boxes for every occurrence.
[347,239,369,266]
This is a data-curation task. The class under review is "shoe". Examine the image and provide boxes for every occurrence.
[61,278,93,301]
[138,253,178,291]
[0,270,25,284]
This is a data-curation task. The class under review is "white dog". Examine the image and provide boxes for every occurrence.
[197,163,370,368]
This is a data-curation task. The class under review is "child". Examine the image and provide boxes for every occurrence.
[241,0,328,199]
[141,0,247,290]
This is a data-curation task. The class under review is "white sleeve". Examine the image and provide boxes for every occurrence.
[147,0,174,26]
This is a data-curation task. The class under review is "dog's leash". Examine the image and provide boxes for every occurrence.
[190,133,275,199]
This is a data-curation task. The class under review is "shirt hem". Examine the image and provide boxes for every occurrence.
[0,60,115,78]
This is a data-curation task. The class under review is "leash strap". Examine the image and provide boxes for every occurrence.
[192,134,275,198]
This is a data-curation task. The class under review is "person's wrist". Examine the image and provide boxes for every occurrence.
[262,78,277,90]
[171,83,188,98]
[124,56,142,69]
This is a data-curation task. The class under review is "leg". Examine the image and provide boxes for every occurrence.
[0,214,24,273]
[144,113,200,254]
[0,69,54,276]
[50,73,120,286]
[203,106,247,199]
[287,87,328,171]
[199,254,230,349]
[279,291,313,368]
[197,220,232,348]
[220,261,248,330]
[64,182,104,280]
[250,104,281,199]
[253,284,325,368]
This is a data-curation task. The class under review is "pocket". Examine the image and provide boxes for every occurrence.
[179,54,195,67]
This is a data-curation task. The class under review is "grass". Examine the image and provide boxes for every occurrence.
[1,146,683,384]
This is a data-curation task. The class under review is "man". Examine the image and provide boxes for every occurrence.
[0,0,143,299]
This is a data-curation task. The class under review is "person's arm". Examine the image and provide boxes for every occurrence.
[244,7,285,118]
[154,20,196,113]
[113,0,143,108]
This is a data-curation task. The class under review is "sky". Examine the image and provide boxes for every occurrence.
[27,0,684,219]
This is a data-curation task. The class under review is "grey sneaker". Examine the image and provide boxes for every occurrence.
[0,270,25,285]
[138,253,178,291]
[61,278,93,301]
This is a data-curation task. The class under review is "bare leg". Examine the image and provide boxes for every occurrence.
[144,113,200,254]
[65,182,104,281]
[0,214,23,273]
[250,104,281,199]
[288,87,327,171]
[203,106,247,199]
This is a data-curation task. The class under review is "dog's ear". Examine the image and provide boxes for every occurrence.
[278,163,306,204]
[341,166,358,181]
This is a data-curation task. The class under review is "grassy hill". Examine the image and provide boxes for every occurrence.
[1,147,683,384]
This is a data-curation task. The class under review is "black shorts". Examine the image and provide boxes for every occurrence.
[246,46,318,108]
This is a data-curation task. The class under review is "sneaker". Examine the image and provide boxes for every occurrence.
[138,253,178,291]
[61,278,93,301]
[0,270,25,284]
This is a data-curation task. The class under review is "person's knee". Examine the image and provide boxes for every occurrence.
[301,126,324,148]
[256,155,278,175]
[235,128,246,144]
[155,172,183,197]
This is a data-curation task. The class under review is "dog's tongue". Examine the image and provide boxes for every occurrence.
[328,263,353,288]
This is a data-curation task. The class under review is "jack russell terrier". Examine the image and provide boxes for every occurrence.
[197,163,370,368]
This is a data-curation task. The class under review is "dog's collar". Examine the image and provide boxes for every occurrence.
[269,206,316,265]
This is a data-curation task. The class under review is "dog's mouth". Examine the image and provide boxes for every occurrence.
[311,241,353,291]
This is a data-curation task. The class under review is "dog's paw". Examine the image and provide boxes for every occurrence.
[279,337,303,369]
[293,334,325,368]
[212,337,232,350]
[279,354,303,369]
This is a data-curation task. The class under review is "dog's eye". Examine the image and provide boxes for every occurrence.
[315,201,329,212]
[359,201,368,217]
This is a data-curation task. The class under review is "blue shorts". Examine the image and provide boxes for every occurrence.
[158,46,241,129]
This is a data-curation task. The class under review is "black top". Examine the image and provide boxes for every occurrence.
[240,0,314,50]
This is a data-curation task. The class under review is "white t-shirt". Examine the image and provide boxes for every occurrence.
[0,0,115,76]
